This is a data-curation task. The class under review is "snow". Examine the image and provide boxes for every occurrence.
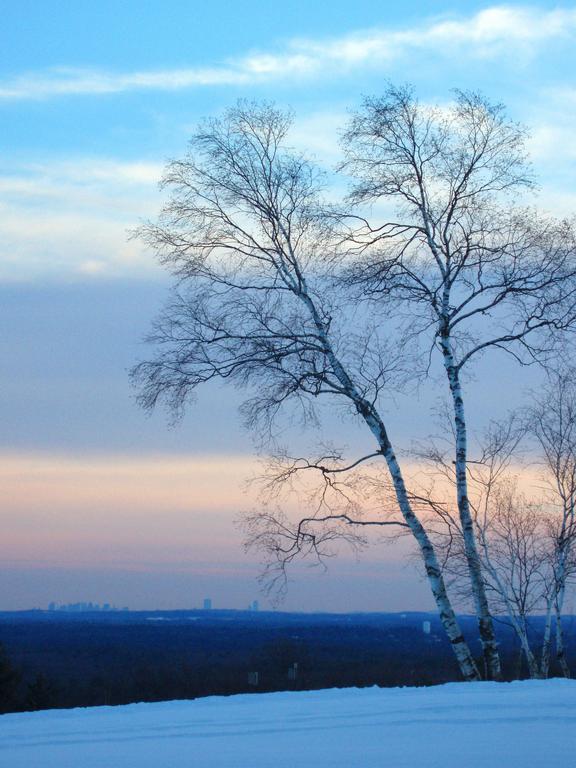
[1,680,575,767]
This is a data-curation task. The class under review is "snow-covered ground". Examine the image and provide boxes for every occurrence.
[1,680,575,767]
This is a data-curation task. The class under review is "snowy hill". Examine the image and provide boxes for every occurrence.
[1,680,575,767]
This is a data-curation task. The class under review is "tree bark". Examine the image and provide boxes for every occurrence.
[481,544,539,678]
[540,598,554,678]
[517,620,541,680]
[381,445,481,682]
[555,592,571,678]
[302,293,481,681]
[440,331,502,680]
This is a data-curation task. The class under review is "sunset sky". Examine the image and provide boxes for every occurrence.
[2,1,576,611]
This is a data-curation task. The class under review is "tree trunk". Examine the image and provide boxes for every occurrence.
[350,391,482,681]
[305,294,482,681]
[481,552,538,679]
[518,620,541,679]
[513,643,524,680]
[540,598,554,678]
[555,597,571,678]
[381,446,481,681]
[440,332,502,681]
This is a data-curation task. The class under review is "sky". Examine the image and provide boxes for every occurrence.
[2,1,576,611]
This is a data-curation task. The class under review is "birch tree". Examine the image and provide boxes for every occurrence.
[464,423,544,679]
[422,417,556,679]
[417,416,533,674]
[131,103,481,681]
[479,485,547,679]
[529,369,576,677]
[341,85,576,679]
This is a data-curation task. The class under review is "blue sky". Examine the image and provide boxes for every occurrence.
[2,2,576,610]
[2,2,576,282]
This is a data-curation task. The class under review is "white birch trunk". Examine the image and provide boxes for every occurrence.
[480,538,540,678]
[440,330,502,680]
[380,445,481,682]
[300,291,482,681]
[510,615,541,679]
[555,609,570,678]
[540,597,554,679]
[555,585,571,678]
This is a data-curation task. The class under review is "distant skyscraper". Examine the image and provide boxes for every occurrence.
[203,598,212,610]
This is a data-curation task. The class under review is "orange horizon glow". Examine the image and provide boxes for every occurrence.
[1,452,259,569]
[2,451,547,572]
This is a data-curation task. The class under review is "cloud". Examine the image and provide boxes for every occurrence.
[0,159,165,281]
[288,110,346,165]
[520,86,576,216]
[0,158,164,196]
[1,6,575,100]
[528,88,576,162]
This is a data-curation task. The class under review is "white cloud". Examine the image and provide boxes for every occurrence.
[529,125,576,165]
[1,6,575,100]
[288,109,346,164]
[522,86,576,215]
[0,159,165,281]
[3,81,576,283]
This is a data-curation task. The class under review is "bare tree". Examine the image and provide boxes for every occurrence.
[418,401,576,679]
[529,368,576,677]
[419,416,553,679]
[341,85,576,679]
[468,424,546,679]
[131,102,481,681]
[480,485,547,679]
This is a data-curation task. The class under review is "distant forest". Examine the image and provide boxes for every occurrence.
[1,610,574,714]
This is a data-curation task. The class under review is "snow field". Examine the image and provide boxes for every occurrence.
[1,679,575,767]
